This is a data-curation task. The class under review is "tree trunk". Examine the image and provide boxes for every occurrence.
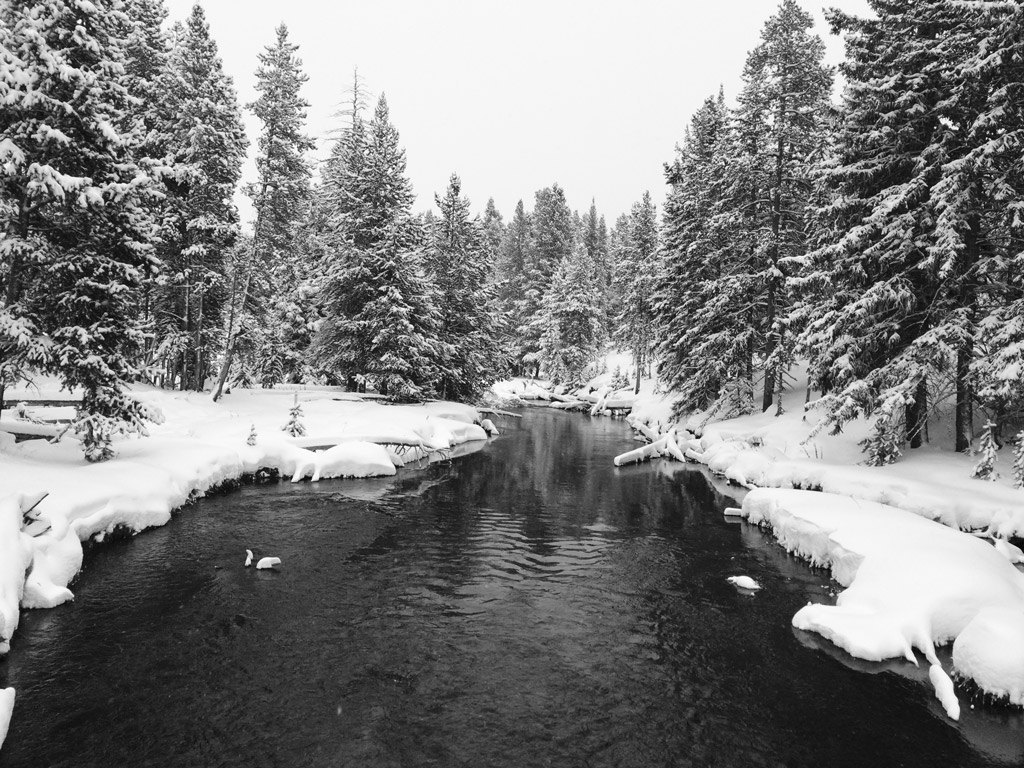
[212,183,267,403]
[905,377,928,450]
[955,216,980,452]
[762,112,787,413]
[634,347,641,395]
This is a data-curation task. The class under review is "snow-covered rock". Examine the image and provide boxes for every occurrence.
[727,575,761,591]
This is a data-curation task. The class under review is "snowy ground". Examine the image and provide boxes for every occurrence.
[0,381,490,748]
[492,354,1024,721]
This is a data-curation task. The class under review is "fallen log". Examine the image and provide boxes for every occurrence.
[614,435,670,466]
[478,407,522,419]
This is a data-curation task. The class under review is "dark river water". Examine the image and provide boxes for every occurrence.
[2,410,1022,767]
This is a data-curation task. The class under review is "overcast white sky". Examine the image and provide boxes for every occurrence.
[163,0,872,226]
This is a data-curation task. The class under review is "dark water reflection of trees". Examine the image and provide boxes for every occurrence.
[0,409,1020,767]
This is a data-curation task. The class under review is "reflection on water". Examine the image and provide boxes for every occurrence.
[1,409,1021,767]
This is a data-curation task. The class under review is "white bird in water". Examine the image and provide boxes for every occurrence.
[727,575,761,591]
[244,549,253,567]
[256,556,281,570]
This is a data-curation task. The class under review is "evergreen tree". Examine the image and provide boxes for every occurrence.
[654,90,737,416]
[480,197,505,266]
[156,4,247,391]
[282,393,306,437]
[796,1,1014,463]
[744,0,834,411]
[426,174,503,400]
[493,199,531,372]
[0,0,166,460]
[538,242,605,384]
[613,192,659,393]
[313,95,443,399]
[213,23,314,399]
[1013,430,1024,490]
[518,184,574,375]
[972,420,999,480]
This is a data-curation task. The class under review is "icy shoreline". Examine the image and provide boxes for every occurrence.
[493,366,1024,719]
[0,385,491,749]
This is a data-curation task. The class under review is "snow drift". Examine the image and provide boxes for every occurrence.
[741,488,1024,719]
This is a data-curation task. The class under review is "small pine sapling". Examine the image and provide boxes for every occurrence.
[862,415,902,467]
[971,421,1000,481]
[282,393,306,437]
[1012,430,1024,490]
[247,424,258,446]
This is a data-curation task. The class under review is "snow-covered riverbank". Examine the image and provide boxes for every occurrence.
[0,383,491,748]
[493,358,1024,721]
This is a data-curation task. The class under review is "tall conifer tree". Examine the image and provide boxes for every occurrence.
[156,4,247,391]
[0,0,165,459]
[314,95,443,399]
[212,23,314,398]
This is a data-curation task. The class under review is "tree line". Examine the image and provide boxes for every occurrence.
[0,0,656,461]
[5,0,1023,470]
[655,0,1024,467]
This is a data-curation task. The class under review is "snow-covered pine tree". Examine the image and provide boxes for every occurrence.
[1012,430,1024,489]
[120,0,172,377]
[654,90,738,417]
[247,423,258,446]
[212,23,314,400]
[613,192,658,394]
[426,175,504,401]
[742,0,834,412]
[0,0,166,460]
[972,421,999,481]
[961,4,1024,440]
[582,200,611,304]
[538,242,605,385]
[481,198,505,267]
[313,94,444,399]
[282,393,306,437]
[156,5,247,391]
[795,1,1014,464]
[494,200,532,372]
[517,185,574,377]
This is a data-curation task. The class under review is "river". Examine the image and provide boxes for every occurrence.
[1,409,1021,766]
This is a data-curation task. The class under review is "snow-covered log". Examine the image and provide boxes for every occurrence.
[634,421,661,443]
[664,430,687,462]
[589,386,611,416]
[478,407,522,419]
[549,400,589,411]
[614,435,670,466]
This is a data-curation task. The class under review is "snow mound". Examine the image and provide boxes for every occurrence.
[742,488,1024,719]
[0,497,33,654]
[727,575,761,591]
[952,607,1024,707]
[0,687,14,753]
[303,441,396,482]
